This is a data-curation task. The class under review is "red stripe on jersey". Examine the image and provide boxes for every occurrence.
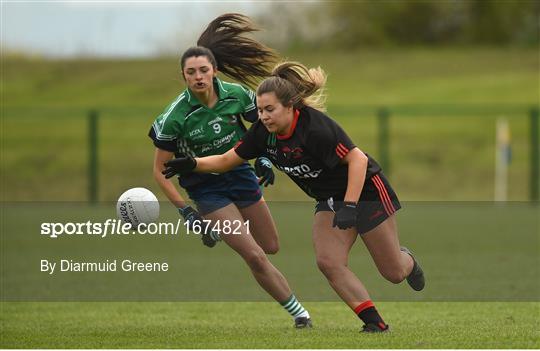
[335,143,349,158]
[338,143,349,153]
[353,300,375,314]
[277,109,300,140]
[335,146,346,158]
[372,175,395,215]
[234,140,243,149]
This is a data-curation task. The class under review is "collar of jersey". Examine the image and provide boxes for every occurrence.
[277,109,300,140]
[184,77,233,107]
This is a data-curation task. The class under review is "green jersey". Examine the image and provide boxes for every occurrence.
[148,77,258,188]
[149,77,257,158]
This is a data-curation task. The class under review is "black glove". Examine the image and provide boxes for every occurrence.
[332,201,358,230]
[178,206,217,248]
[178,205,203,231]
[254,157,275,187]
[162,156,197,179]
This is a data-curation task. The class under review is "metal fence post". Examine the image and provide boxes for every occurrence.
[530,106,539,202]
[377,107,390,175]
[88,110,99,204]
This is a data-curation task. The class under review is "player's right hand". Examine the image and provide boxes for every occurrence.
[332,201,358,230]
[162,156,197,179]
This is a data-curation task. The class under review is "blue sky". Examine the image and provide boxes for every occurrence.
[1,1,267,58]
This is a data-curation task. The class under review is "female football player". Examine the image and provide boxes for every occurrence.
[150,15,311,328]
[162,61,426,333]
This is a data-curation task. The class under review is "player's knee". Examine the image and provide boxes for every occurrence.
[263,241,279,255]
[380,267,407,284]
[316,256,343,278]
[244,250,269,273]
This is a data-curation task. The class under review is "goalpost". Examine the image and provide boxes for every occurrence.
[494,118,511,202]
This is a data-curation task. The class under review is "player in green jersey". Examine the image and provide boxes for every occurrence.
[149,14,311,328]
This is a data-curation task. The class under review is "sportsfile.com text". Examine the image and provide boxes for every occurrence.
[40,219,250,238]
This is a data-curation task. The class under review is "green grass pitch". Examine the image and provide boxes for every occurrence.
[1,302,538,348]
[1,203,538,348]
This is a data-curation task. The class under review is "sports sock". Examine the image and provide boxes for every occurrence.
[280,294,310,319]
[354,300,388,330]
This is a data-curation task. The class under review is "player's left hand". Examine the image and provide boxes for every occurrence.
[178,206,218,248]
[332,201,358,230]
[162,156,197,179]
[254,157,275,187]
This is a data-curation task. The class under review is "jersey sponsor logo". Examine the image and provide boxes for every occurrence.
[281,146,303,159]
[200,143,212,153]
[207,116,223,125]
[228,114,239,125]
[213,130,237,148]
[266,148,278,157]
[189,127,204,137]
[275,163,323,179]
[197,130,238,154]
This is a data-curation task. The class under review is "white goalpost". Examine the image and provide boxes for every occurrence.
[495,118,511,202]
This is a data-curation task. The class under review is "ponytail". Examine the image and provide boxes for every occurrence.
[257,61,327,111]
[181,13,277,88]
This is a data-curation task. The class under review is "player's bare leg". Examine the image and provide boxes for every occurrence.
[204,203,289,301]
[361,215,424,291]
[204,203,311,327]
[238,197,280,254]
[313,211,388,332]
[312,211,371,307]
[360,215,412,283]
[205,204,311,328]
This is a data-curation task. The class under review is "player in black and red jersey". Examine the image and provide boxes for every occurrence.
[163,61,425,333]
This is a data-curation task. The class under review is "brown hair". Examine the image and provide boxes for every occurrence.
[256,61,327,111]
[181,13,277,88]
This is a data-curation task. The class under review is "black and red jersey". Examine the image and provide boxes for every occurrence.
[235,106,381,201]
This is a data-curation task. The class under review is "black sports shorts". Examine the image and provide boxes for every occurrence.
[315,172,401,235]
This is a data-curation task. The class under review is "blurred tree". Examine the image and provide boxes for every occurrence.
[465,0,539,44]
[258,0,539,49]
[256,2,334,51]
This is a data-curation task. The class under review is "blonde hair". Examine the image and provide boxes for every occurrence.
[257,61,327,111]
